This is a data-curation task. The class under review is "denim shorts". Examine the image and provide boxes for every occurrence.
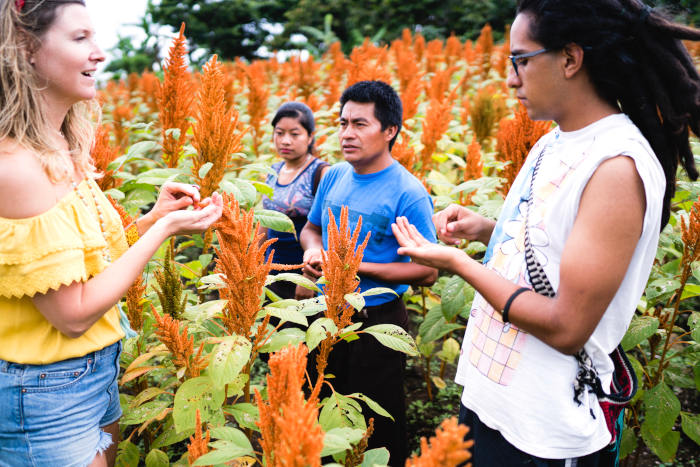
[0,341,122,467]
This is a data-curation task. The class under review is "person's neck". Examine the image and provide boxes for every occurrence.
[283,153,310,171]
[351,150,394,175]
[555,82,620,132]
[42,95,71,141]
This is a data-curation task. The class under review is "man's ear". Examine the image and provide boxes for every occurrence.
[562,43,585,79]
[384,125,398,142]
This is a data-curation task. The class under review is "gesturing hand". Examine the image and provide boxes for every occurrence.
[302,247,323,279]
[392,216,468,273]
[150,182,202,221]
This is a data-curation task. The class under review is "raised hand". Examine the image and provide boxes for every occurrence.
[392,216,469,273]
[432,204,495,245]
[159,192,223,236]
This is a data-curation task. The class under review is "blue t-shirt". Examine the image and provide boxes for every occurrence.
[308,160,437,306]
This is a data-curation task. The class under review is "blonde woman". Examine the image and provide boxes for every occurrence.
[0,1,222,466]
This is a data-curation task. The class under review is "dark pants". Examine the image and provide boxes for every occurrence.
[458,404,618,467]
[308,297,408,466]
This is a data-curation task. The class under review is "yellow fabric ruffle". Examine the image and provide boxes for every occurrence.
[0,178,128,364]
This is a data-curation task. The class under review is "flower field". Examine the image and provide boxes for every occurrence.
[96,24,700,466]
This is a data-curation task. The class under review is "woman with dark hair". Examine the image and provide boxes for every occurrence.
[262,102,328,299]
[0,1,222,465]
[393,0,699,465]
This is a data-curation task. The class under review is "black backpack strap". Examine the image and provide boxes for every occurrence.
[312,161,330,196]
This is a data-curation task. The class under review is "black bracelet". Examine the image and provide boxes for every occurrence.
[502,287,529,323]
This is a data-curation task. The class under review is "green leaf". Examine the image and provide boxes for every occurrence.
[254,209,296,233]
[123,187,158,211]
[441,275,469,321]
[642,382,681,437]
[338,322,364,340]
[680,283,700,301]
[258,327,306,353]
[115,440,141,467]
[252,180,274,197]
[621,315,660,351]
[360,287,399,297]
[151,418,192,449]
[361,448,390,466]
[619,426,638,460]
[319,393,366,431]
[126,140,159,158]
[135,168,184,186]
[436,337,461,364]
[129,387,166,409]
[183,299,228,324]
[640,420,680,463]
[419,307,464,343]
[173,376,225,433]
[226,402,259,431]
[689,312,700,343]
[264,303,309,327]
[198,162,213,179]
[321,427,366,456]
[120,400,170,425]
[145,449,169,467]
[680,413,700,446]
[198,273,226,290]
[104,188,125,200]
[344,292,365,311]
[208,335,251,390]
[193,427,255,465]
[306,317,338,351]
[362,324,418,356]
[266,272,320,292]
[349,393,393,420]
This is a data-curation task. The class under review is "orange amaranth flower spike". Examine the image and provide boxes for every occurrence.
[256,344,324,467]
[405,417,473,467]
[92,126,120,191]
[187,409,211,466]
[151,304,207,378]
[158,23,195,168]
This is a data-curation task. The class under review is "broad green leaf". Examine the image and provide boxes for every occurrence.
[338,322,364,340]
[344,292,365,311]
[126,140,159,158]
[135,168,184,186]
[350,393,393,420]
[129,387,166,409]
[121,400,170,425]
[306,317,338,351]
[689,312,700,343]
[321,427,366,456]
[360,287,399,297]
[210,426,254,445]
[621,315,660,350]
[193,427,255,464]
[643,383,681,437]
[694,362,700,391]
[319,393,366,432]
[362,324,418,356]
[252,180,274,197]
[183,299,228,323]
[238,162,278,176]
[441,275,469,321]
[124,187,158,211]
[151,418,192,449]
[180,260,202,280]
[680,413,700,446]
[361,448,390,466]
[419,307,464,343]
[266,273,320,292]
[198,273,225,290]
[145,449,169,467]
[431,376,447,389]
[115,440,141,467]
[255,209,296,233]
[209,335,251,389]
[681,283,700,300]
[264,304,309,327]
[258,327,306,353]
[226,402,260,431]
[640,420,680,463]
[104,188,125,200]
[173,376,225,433]
[437,337,461,364]
[619,426,638,459]
[198,162,213,179]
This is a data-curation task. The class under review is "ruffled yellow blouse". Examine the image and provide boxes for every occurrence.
[0,178,127,364]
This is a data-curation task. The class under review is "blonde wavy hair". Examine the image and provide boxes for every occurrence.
[0,0,99,181]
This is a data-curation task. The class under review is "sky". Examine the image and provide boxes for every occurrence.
[86,0,154,64]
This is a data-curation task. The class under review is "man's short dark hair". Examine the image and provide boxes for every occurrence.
[340,80,403,149]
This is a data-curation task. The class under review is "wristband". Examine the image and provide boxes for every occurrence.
[502,287,529,323]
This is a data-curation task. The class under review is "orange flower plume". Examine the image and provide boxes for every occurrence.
[680,196,700,282]
[256,344,324,467]
[191,55,246,198]
[245,61,270,156]
[187,409,211,466]
[151,304,207,379]
[158,23,195,168]
[475,23,494,79]
[405,417,473,467]
[460,138,483,206]
[495,104,551,193]
[470,85,508,146]
[92,125,120,192]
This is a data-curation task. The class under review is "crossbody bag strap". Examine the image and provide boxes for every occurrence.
[522,146,602,412]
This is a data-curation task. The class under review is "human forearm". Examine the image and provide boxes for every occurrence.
[32,220,172,338]
[358,261,438,287]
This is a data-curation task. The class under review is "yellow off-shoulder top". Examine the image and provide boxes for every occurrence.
[0,178,127,364]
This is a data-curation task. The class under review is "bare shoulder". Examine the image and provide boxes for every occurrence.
[585,155,645,206]
[0,140,71,219]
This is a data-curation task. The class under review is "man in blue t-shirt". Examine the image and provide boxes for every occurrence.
[300,80,437,466]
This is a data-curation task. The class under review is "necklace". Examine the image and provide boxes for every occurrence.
[72,179,112,263]
[279,153,311,175]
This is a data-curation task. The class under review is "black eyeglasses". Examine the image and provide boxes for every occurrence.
[509,48,550,77]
